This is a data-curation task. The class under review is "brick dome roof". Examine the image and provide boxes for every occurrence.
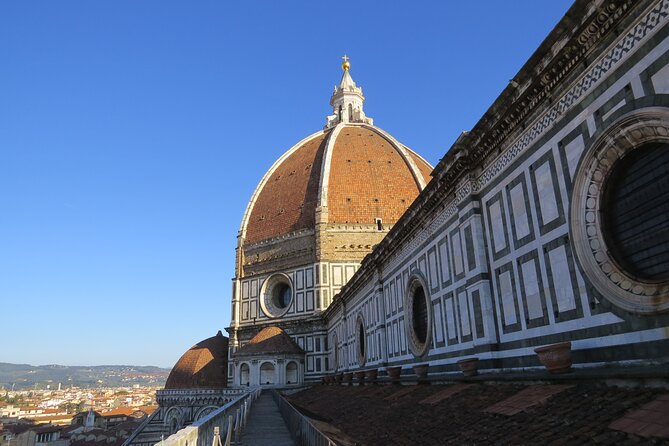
[164,331,228,390]
[241,123,432,244]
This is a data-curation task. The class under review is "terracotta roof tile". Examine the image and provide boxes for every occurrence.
[243,125,432,244]
[164,331,228,390]
[246,132,329,244]
[234,326,304,356]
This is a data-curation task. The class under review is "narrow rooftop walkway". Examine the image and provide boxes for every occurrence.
[239,392,295,446]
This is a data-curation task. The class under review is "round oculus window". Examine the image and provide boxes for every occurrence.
[602,142,669,281]
[405,273,432,357]
[259,274,293,318]
[569,107,669,314]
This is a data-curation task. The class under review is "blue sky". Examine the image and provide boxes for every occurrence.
[0,1,573,368]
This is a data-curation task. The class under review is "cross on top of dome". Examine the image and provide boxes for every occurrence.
[325,55,374,129]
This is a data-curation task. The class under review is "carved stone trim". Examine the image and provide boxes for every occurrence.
[404,271,433,358]
[259,272,294,318]
[571,107,669,314]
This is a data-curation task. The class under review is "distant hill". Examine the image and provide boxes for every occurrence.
[0,363,170,390]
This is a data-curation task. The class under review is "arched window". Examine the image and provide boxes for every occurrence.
[286,361,298,384]
[260,362,275,385]
[239,363,250,386]
[348,103,353,121]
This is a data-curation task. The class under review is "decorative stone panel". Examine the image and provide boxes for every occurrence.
[570,107,669,314]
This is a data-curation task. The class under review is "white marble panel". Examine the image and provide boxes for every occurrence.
[433,301,444,343]
[534,162,559,224]
[332,266,343,286]
[652,63,669,93]
[439,239,451,282]
[428,250,438,290]
[520,260,543,320]
[458,291,471,337]
[564,135,584,179]
[453,232,464,275]
[445,297,456,339]
[499,270,517,326]
[510,183,530,239]
[548,245,577,312]
[489,200,506,252]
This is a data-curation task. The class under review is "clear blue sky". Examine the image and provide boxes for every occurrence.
[0,1,573,368]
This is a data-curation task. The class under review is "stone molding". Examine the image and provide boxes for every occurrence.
[404,271,433,358]
[570,107,669,314]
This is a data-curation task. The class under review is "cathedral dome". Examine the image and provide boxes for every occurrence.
[164,331,228,390]
[240,60,432,246]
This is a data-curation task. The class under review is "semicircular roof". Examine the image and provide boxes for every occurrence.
[164,331,228,390]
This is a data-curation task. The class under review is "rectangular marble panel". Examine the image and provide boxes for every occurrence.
[305,268,314,288]
[510,182,530,239]
[445,296,457,340]
[306,290,314,311]
[452,231,464,276]
[458,291,471,337]
[332,266,343,286]
[251,279,258,298]
[438,236,451,284]
[548,245,577,313]
[651,63,669,93]
[428,247,439,291]
[296,270,304,290]
[489,200,507,253]
[433,300,444,344]
[387,323,394,357]
[499,270,517,326]
[397,275,405,311]
[520,259,543,320]
[296,292,304,312]
[534,161,559,225]
[389,281,396,313]
[564,135,584,179]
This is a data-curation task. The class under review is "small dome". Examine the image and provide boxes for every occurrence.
[164,331,229,390]
[234,326,304,356]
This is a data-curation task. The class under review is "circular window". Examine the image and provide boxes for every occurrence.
[570,107,669,314]
[356,315,366,366]
[405,273,432,357]
[602,142,669,281]
[259,273,293,318]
